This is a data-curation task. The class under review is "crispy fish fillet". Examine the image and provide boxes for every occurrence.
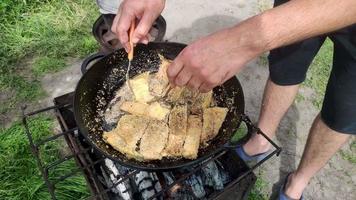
[163,104,188,157]
[182,115,202,159]
[149,56,171,97]
[120,101,149,116]
[120,101,170,121]
[129,72,155,103]
[190,91,213,114]
[103,115,149,160]
[103,131,143,160]
[166,87,195,104]
[166,87,185,103]
[139,120,169,160]
[147,102,171,121]
[201,107,228,145]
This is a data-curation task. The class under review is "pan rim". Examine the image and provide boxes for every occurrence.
[73,42,245,171]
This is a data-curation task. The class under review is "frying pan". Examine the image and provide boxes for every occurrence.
[74,42,252,171]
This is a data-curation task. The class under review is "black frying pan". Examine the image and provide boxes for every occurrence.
[74,42,250,171]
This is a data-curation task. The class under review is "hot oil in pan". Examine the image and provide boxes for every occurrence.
[83,48,161,144]
[79,44,243,169]
[99,69,239,163]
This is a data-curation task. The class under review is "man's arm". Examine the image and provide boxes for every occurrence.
[168,0,356,92]
[254,0,356,52]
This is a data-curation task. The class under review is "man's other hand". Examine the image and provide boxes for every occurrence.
[111,0,165,52]
[167,28,257,93]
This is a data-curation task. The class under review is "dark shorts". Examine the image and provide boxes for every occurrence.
[269,1,356,134]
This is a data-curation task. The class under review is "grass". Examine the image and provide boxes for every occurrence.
[303,39,333,108]
[0,0,99,118]
[248,171,269,200]
[0,116,89,200]
[0,1,97,198]
[231,121,248,143]
[340,150,356,164]
[32,56,67,76]
[339,140,356,164]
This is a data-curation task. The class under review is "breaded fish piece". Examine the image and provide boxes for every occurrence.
[182,115,202,159]
[139,120,169,160]
[129,72,155,103]
[201,107,228,145]
[166,87,185,103]
[103,115,149,160]
[103,131,143,160]
[120,101,149,116]
[163,104,188,157]
[147,102,171,121]
[190,91,213,114]
[120,101,170,121]
[166,87,195,104]
[149,56,171,97]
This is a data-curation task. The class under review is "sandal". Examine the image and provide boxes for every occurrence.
[279,173,304,200]
[235,145,270,162]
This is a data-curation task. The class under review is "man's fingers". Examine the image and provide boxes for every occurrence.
[138,35,149,44]
[115,10,134,52]
[133,12,156,44]
[167,58,184,85]
[221,71,232,84]
[199,82,213,93]
[174,67,192,87]
[186,77,202,90]
[111,13,119,36]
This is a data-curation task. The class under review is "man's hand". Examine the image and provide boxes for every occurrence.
[111,0,165,52]
[167,26,261,92]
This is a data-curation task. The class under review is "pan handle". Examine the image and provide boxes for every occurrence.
[81,52,107,74]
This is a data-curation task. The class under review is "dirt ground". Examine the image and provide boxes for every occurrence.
[37,0,355,199]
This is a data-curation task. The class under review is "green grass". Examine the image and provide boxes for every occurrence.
[339,140,356,164]
[232,122,248,143]
[0,116,90,200]
[303,39,333,108]
[248,172,268,200]
[32,56,67,76]
[0,0,99,117]
[340,150,356,164]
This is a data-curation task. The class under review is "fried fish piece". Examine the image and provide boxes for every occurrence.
[190,91,213,114]
[129,72,155,103]
[147,102,171,121]
[162,104,188,157]
[149,56,171,97]
[166,86,185,103]
[103,115,149,160]
[166,87,195,104]
[139,120,169,160]
[120,101,170,121]
[201,107,228,145]
[103,131,143,160]
[120,101,149,116]
[182,115,202,159]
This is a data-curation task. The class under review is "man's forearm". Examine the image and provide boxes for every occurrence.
[233,0,356,58]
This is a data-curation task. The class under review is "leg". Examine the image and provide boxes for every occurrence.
[243,36,326,156]
[284,114,349,199]
[285,25,356,199]
[243,79,299,155]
